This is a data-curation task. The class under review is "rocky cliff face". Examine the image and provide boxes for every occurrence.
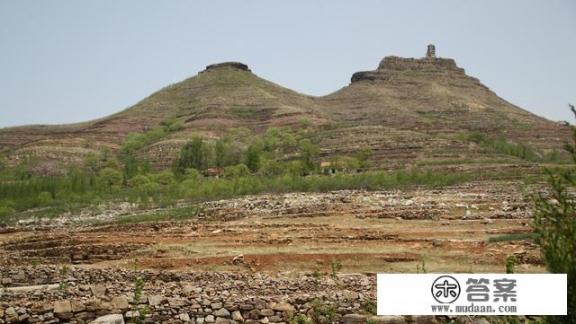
[351,56,468,83]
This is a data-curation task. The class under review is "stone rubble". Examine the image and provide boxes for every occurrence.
[0,266,508,324]
[6,181,531,228]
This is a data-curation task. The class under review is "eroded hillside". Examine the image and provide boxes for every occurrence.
[0,46,570,172]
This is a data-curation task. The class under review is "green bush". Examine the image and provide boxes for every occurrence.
[289,314,313,324]
[299,139,319,174]
[260,159,284,176]
[183,168,201,181]
[224,164,250,178]
[149,170,175,185]
[533,167,576,323]
[37,191,54,205]
[97,168,123,190]
[310,299,337,324]
[127,175,151,188]
[245,144,262,172]
[531,105,576,324]
[465,132,555,162]
[0,204,15,219]
[177,138,207,173]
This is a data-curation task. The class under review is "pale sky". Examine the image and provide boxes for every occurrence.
[0,0,575,128]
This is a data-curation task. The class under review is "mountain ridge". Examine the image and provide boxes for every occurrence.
[0,45,570,171]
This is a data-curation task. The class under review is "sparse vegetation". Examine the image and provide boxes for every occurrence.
[121,119,183,156]
[416,258,427,273]
[330,260,342,279]
[58,263,71,290]
[132,259,147,324]
[487,232,536,243]
[310,299,337,324]
[506,255,516,274]
[465,132,564,163]
[115,206,202,224]
[289,314,313,324]
[362,299,377,315]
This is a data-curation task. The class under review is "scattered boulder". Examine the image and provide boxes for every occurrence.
[232,310,244,322]
[54,300,72,316]
[180,312,191,321]
[148,295,166,306]
[259,309,274,317]
[370,315,406,324]
[90,314,125,324]
[91,285,107,297]
[342,314,367,324]
[110,296,129,310]
[271,301,295,312]
[214,308,231,317]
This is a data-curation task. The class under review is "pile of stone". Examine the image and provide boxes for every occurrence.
[0,266,391,323]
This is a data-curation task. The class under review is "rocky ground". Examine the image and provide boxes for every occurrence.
[0,181,543,323]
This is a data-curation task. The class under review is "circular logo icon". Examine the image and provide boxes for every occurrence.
[431,275,461,304]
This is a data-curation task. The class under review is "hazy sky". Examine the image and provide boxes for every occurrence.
[1,0,575,128]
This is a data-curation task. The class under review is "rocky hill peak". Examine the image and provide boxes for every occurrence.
[351,45,466,83]
[200,62,251,74]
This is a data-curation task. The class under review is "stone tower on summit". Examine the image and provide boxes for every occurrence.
[426,44,436,58]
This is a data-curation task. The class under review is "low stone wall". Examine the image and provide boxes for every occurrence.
[0,266,409,324]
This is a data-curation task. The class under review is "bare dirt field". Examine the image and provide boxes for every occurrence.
[0,180,543,323]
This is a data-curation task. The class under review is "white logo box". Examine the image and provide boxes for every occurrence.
[377,274,567,315]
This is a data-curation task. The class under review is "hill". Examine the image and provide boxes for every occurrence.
[0,45,570,172]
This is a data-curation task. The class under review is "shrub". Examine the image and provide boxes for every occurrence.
[37,191,54,205]
[531,105,576,323]
[224,164,250,178]
[362,299,377,315]
[97,168,123,190]
[356,148,372,169]
[0,204,15,219]
[466,132,548,162]
[127,175,151,188]
[299,139,318,174]
[284,160,305,177]
[310,299,337,324]
[183,168,201,181]
[149,170,175,185]
[245,144,262,173]
[176,138,207,174]
[260,159,284,176]
[506,255,516,274]
[289,314,313,324]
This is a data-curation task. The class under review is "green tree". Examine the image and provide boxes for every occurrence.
[356,148,372,170]
[122,152,139,180]
[37,192,54,205]
[97,168,123,190]
[0,154,5,172]
[245,144,261,173]
[215,139,227,168]
[260,159,284,176]
[127,175,151,188]
[532,104,576,324]
[150,170,175,185]
[177,138,206,174]
[224,164,250,178]
[183,168,201,181]
[0,203,15,219]
[299,139,318,174]
[83,153,102,175]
